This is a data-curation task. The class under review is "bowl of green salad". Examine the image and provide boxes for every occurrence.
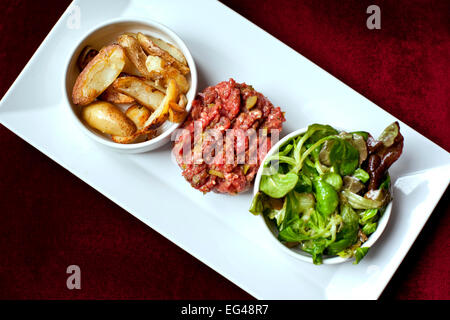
[250,122,404,265]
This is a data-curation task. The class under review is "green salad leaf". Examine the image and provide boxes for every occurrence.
[306,124,339,144]
[359,208,378,224]
[278,191,315,231]
[302,238,329,265]
[354,247,370,264]
[294,174,312,193]
[379,174,391,190]
[267,199,287,227]
[249,191,265,215]
[278,219,309,242]
[351,131,369,141]
[322,172,343,191]
[328,138,359,176]
[353,168,370,183]
[313,178,339,216]
[249,123,402,265]
[362,222,377,235]
[293,124,338,165]
[341,190,384,209]
[378,122,399,147]
[326,204,359,255]
[260,172,298,198]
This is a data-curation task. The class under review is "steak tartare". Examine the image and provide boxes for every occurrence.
[173,79,285,194]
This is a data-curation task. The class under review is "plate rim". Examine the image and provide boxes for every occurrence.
[0,0,449,300]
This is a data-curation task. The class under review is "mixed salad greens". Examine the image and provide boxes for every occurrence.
[250,122,404,264]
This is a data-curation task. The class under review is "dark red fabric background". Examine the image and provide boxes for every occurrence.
[0,0,449,299]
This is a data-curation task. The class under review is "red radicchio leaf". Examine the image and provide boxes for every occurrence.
[365,122,404,191]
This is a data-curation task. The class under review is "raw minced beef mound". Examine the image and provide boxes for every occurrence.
[173,78,285,194]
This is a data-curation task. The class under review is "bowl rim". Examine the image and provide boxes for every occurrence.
[63,17,198,151]
[253,126,393,265]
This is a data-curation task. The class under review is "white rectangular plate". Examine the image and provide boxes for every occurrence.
[1,0,449,299]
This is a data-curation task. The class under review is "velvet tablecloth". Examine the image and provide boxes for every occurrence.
[0,0,448,299]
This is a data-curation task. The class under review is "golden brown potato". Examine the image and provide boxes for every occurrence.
[81,101,136,137]
[148,35,188,66]
[117,34,154,79]
[177,94,188,109]
[142,79,166,93]
[111,104,153,144]
[122,53,143,76]
[113,76,165,110]
[142,55,167,80]
[125,104,152,130]
[142,78,179,131]
[122,32,137,38]
[145,55,166,73]
[99,85,135,104]
[164,68,189,94]
[169,103,187,123]
[145,55,189,94]
[72,45,126,106]
[111,134,142,144]
[168,94,188,123]
[165,78,180,106]
[137,33,190,75]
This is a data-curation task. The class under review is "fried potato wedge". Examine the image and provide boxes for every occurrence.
[169,103,188,123]
[148,35,188,66]
[164,68,190,94]
[142,79,166,93]
[99,85,135,104]
[137,33,189,75]
[142,55,168,80]
[122,53,143,76]
[111,134,151,144]
[117,34,154,79]
[122,32,137,39]
[82,101,136,137]
[111,104,155,144]
[142,78,179,131]
[168,94,188,123]
[165,78,180,106]
[72,44,126,106]
[111,128,158,143]
[113,76,165,110]
[145,55,189,94]
[177,94,188,109]
[125,104,152,130]
[145,55,166,73]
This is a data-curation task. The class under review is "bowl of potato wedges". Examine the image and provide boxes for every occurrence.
[64,18,197,153]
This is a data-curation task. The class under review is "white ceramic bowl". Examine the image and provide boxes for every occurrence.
[253,127,392,264]
[64,18,198,153]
